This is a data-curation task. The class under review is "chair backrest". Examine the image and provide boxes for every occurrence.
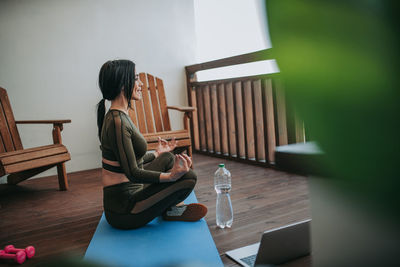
[0,87,23,153]
[128,73,171,134]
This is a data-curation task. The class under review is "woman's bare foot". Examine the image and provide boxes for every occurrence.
[176,201,185,206]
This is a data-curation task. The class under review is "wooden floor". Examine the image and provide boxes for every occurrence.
[0,153,310,266]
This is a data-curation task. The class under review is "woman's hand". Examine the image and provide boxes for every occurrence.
[164,154,191,182]
[154,137,177,157]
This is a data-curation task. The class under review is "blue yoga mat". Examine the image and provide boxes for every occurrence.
[84,192,223,267]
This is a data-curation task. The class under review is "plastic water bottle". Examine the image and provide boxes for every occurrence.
[214,163,233,228]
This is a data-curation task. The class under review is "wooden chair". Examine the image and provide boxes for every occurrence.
[0,87,71,190]
[128,73,195,157]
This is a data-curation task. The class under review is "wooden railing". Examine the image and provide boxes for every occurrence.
[185,49,305,166]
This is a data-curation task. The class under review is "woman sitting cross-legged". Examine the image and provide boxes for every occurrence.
[97,59,207,229]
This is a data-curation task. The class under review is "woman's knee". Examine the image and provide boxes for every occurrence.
[179,169,197,184]
[158,151,174,170]
[159,151,174,160]
[105,210,144,230]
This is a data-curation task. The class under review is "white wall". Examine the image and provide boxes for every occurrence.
[0,0,196,180]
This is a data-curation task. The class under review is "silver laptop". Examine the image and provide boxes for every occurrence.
[226,219,311,267]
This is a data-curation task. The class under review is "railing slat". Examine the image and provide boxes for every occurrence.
[218,83,229,156]
[191,87,200,151]
[244,80,255,160]
[211,84,221,154]
[274,79,288,146]
[234,81,246,159]
[286,106,296,144]
[263,79,276,163]
[287,107,305,144]
[196,86,207,151]
[295,111,305,143]
[253,79,266,162]
[203,85,214,152]
[226,82,237,157]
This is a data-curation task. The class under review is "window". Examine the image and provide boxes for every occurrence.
[194,0,279,81]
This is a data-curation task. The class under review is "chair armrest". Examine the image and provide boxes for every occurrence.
[15,120,71,124]
[167,106,196,112]
[16,120,71,132]
[167,106,195,131]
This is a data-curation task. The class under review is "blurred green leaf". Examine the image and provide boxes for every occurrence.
[266,0,400,217]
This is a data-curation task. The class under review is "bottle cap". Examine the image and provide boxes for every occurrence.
[219,163,225,167]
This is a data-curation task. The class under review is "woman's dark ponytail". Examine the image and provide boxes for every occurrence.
[97,59,135,140]
[97,98,106,140]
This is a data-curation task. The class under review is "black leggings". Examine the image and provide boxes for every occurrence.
[104,152,197,229]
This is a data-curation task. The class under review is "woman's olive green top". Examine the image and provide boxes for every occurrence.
[100,109,160,184]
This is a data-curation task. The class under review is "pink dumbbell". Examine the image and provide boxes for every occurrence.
[4,245,35,259]
[0,249,26,264]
